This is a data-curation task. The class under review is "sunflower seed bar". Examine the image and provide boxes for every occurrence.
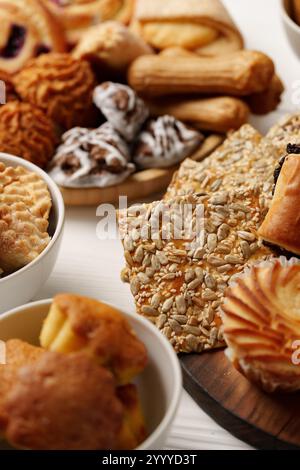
[265,113,300,156]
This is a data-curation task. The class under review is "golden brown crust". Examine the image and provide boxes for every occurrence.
[0,70,19,102]
[246,74,284,115]
[222,260,300,392]
[0,102,57,168]
[258,154,300,255]
[128,51,275,98]
[0,0,66,74]
[40,294,148,384]
[292,0,300,25]
[14,53,97,130]
[4,351,124,450]
[117,384,147,450]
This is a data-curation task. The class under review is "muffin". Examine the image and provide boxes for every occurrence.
[14,53,97,130]
[40,294,148,384]
[0,102,57,168]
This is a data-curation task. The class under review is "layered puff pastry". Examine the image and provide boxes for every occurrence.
[40,294,148,385]
[131,0,244,55]
[222,260,300,393]
[258,148,300,255]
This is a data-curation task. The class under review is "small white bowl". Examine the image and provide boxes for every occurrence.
[280,0,300,58]
[0,299,182,450]
[0,154,65,313]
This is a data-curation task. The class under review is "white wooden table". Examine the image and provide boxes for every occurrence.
[35,0,299,450]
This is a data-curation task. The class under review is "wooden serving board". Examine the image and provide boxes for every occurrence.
[60,135,224,206]
[181,351,300,450]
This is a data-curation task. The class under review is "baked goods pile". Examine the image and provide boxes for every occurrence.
[120,111,300,394]
[0,294,148,450]
[0,162,52,277]
[0,0,284,189]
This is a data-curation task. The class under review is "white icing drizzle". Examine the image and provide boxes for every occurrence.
[48,123,135,189]
[93,82,149,142]
[133,115,203,169]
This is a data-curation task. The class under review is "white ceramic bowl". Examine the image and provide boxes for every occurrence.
[280,0,300,58]
[0,154,65,313]
[0,299,182,450]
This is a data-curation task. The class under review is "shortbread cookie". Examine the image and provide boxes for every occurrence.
[133,116,203,169]
[93,82,149,141]
[0,0,66,74]
[0,102,57,168]
[48,123,135,188]
[14,53,97,130]
[119,190,274,354]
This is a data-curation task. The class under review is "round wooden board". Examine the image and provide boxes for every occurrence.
[181,351,300,450]
[59,134,224,206]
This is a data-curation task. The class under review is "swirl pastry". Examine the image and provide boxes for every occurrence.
[73,22,152,77]
[0,102,57,168]
[258,148,300,255]
[48,123,135,188]
[0,0,66,74]
[40,294,148,385]
[222,260,300,393]
[93,82,149,141]
[3,351,124,450]
[131,0,243,55]
[14,53,97,130]
[44,0,135,45]
[133,116,204,169]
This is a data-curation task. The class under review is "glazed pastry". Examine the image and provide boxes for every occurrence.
[0,340,44,432]
[0,0,66,74]
[128,51,275,97]
[119,189,274,354]
[48,123,135,188]
[44,0,134,45]
[246,75,284,115]
[0,102,57,168]
[147,97,250,133]
[93,82,149,141]
[133,116,203,169]
[40,294,148,385]
[222,259,300,393]
[14,53,97,130]
[117,384,147,450]
[0,70,19,102]
[73,22,152,76]
[258,147,300,255]
[266,113,300,155]
[0,162,52,220]
[3,351,124,450]
[131,0,243,55]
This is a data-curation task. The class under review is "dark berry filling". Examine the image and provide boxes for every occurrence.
[0,25,26,59]
[35,45,51,56]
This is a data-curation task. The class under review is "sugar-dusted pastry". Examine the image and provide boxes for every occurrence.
[0,70,19,102]
[44,0,134,45]
[0,340,44,432]
[258,147,300,255]
[0,0,66,74]
[266,113,300,155]
[117,384,147,450]
[133,116,203,169]
[40,294,148,385]
[131,0,243,55]
[48,123,135,188]
[3,351,124,450]
[246,75,284,115]
[0,102,57,168]
[93,82,149,141]
[73,22,152,76]
[0,163,52,220]
[128,51,275,98]
[147,96,250,133]
[14,54,97,130]
[222,259,300,393]
[165,124,280,209]
[119,189,274,354]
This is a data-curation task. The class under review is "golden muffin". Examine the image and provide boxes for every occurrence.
[0,340,44,432]
[117,384,147,450]
[40,294,148,384]
[14,53,97,130]
[3,351,124,450]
